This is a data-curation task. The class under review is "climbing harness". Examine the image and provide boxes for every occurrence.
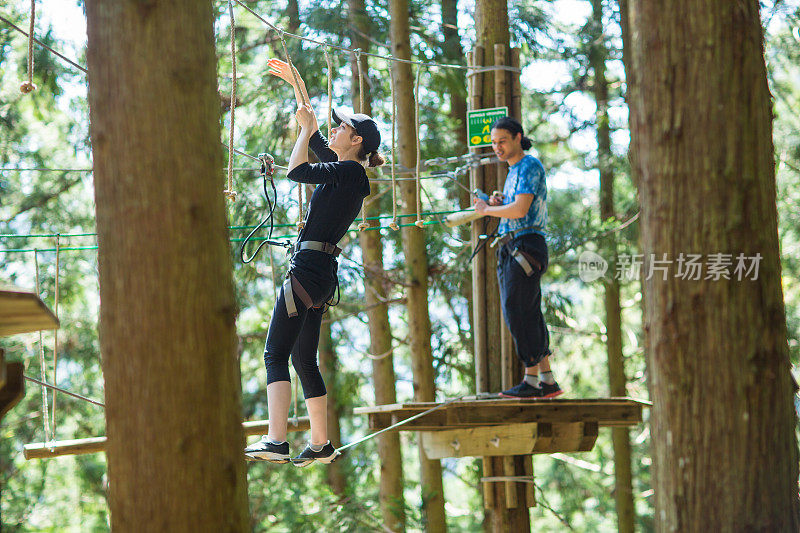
[240,153,293,263]
[281,240,342,317]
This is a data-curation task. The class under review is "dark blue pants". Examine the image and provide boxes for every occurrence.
[264,251,337,399]
[497,233,551,368]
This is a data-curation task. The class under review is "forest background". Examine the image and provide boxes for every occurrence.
[1,0,798,531]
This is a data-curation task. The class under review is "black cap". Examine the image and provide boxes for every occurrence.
[332,109,381,153]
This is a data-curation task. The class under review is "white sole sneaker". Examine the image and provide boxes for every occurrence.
[245,451,290,463]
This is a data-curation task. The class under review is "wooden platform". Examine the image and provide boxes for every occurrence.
[354,397,648,458]
[0,285,59,336]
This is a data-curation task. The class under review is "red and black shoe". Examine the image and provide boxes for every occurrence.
[499,381,541,398]
[538,381,564,399]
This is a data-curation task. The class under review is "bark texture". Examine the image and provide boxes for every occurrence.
[349,5,407,527]
[85,1,248,530]
[389,0,448,529]
[627,1,800,530]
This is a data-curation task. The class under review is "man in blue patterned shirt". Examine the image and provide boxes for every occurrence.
[474,117,562,398]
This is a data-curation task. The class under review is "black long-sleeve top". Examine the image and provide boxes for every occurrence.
[287,130,371,246]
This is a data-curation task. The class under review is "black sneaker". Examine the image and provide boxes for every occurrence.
[244,436,290,463]
[291,441,341,467]
[538,381,564,399]
[499,380,542,398]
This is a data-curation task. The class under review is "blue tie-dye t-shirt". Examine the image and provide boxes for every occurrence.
[498,154,547,237]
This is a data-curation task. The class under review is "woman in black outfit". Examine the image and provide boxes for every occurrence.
[245,60,384,466]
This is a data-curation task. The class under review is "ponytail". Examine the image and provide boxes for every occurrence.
[491,116,532,151]
[356,142,385,167]
[368,151,386,168]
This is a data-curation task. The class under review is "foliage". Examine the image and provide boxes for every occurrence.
[0,0,798,531]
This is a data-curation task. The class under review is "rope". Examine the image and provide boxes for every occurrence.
[224,0,238,201]
[277,29,306,230]
[389,66,399,231]
[480,476,535,484]
[278,32,308,107]
[364,346,393,360]
[337,395,466,452]
[324,46,333,137]
[231,0,477,72]
[19,0,37,93]
[355,49,369,231]
[1,212,473,254]
[414,67,424,228]
[355,49,365,113]
[51,234,60,438]
[23,375,105,408]
[34,250,51,443]
[0,15,86,74]
[466,65,522,77]
[297,184,304,231]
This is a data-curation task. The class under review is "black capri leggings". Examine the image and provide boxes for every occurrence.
[497,233,551,368]
[264,251,337,399]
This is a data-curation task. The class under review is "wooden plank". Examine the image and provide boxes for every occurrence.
[23,416,311,459]
[356,398,646,431]
[579,421,599,452]
[23,436,107,459]
[532,422,598,454]
[523,455,536,508]
[0,361,25,420]
[421,423,539,459]
[0,286,59,336]
[353,397,652,414]
[503,455,517,508]
[483,456,495,509]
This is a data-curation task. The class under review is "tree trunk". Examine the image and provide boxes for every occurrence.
[589,2,635,532]
[440,0,474,347]
[348,7,408,528]
[85,1,248,531]
[318,321,347,496]
[360,199,407,532]
[389,1,448,530]
[627,1,800,530]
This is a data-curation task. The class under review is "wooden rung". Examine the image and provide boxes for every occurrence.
[23,416,311,460]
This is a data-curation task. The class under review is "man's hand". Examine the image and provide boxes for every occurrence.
[295,104,318,132]
[488,191,505,206]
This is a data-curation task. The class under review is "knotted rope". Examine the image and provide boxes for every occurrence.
[224,0,238,201]
[19,0,36,93]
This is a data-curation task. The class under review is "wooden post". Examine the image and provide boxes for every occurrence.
[470,46,488,395]
[469,17,532,530]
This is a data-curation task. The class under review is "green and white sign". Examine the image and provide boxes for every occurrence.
[467,107,508,148]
